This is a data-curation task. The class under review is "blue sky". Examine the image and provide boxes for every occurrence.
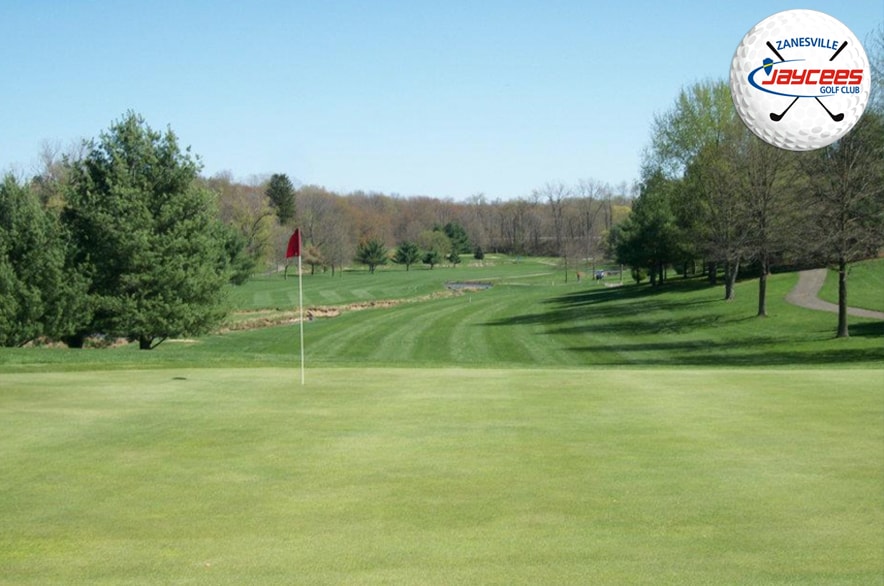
[0,1,880,200]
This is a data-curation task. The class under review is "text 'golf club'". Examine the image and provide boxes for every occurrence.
[765,39,848,123]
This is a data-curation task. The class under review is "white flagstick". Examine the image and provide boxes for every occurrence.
[298,251,305,385]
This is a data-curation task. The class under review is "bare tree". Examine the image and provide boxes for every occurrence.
[534,182,572,279]
[462,193,490,254]
[30,139,86,210]
[574,179,611,265]
[322,198,357,276]
[734,134,803,316]
[208,171,276,271]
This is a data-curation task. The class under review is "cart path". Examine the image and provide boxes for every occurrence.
[786,269,884,319]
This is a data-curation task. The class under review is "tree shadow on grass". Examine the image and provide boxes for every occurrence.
[561,339,884,366]
[550,277,713,307]
[546,283,720,323]
[487,281,720,329]
[849,321,884,338]
[549,313,725,336]
[483,280,884,367]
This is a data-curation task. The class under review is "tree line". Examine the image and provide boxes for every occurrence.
[211,173,633,278]
[611,74,883,337]
[2,97,880,348]
[2,29,880,346]
[0,112,631,349]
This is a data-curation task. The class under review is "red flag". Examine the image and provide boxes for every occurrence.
[286,229,301,258]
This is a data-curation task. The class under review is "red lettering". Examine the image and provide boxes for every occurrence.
[775,70,793,84]
[762,68,864,87]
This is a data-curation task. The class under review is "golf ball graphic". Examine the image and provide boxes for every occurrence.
[730,9,870,150]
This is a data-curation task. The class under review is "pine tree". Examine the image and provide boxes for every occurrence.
[62,112,232,349]
[393,241,421,271]
[442,221,471,254]
[355,238,388,274]
[266,173,296,225]
[0,175,89,346]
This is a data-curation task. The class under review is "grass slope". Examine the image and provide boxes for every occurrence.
[199,263,884,369]
[1,260,882,371]
[163,265,884,368]
[1,368,881,584]
[230,257,561,310]
[818,258,884,312]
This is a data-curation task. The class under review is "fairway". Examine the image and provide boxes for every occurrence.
[2,258,883,583]
[2,367,882,584]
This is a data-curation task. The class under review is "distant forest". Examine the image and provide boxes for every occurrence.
[206,172,634,275]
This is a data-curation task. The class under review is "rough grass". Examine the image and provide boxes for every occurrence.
[1,368,881,584]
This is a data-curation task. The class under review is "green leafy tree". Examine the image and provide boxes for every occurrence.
[0,175,89,346]
[393,241,421,271]
[266,173,296,225]
[422,249,443,269]
[870,25,883,111]
[681,141,751,299]
[448,249,461,267]
[630,267,648,284]
[355,238,388,273]
[220,223,256,285]
[650,80,750,299]
[62,112,233,349]
[418,229,450,269]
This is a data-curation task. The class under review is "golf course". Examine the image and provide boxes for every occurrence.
[1,257,882,584]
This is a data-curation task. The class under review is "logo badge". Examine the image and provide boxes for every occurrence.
[730,9,871,150]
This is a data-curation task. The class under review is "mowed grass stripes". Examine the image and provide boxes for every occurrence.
[1,368,881,584]
[186,270,883,369]
[307,285,560,366]
[1,256,882,372]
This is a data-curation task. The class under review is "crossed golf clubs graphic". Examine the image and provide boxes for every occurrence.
[766,40,847,123]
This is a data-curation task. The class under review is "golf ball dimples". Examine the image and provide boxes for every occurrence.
[730,9,870,151]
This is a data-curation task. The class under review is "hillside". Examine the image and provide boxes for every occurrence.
[2,257,881,371]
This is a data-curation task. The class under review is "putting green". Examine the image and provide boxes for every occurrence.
[1,367,881,584]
